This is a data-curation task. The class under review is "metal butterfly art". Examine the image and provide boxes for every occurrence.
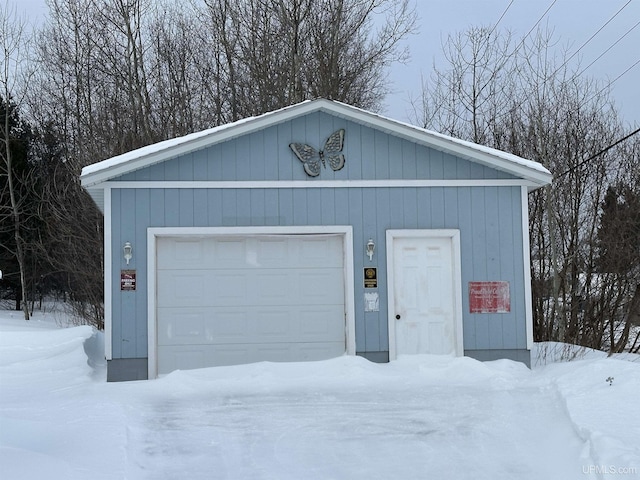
[289,129,345,177]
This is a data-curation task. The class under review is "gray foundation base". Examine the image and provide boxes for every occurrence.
[107,358,148,382]
[358,349,531,367]
[105,350,529,381]
[464,349,531,367]
[356,351,389,363]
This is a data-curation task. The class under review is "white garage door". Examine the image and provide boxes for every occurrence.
[156,235,346,374]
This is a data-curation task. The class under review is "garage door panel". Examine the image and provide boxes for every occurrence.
[158,308,247,345]
[298,238,342,266]
[159,306,343,346]
[255,310,292,337]
[156,234,346,374]
[157,347,207,373]
[298,270,344,303]
[158,342,346,371]
[157,272,206,307]
[298,305,345,340]
[256,238,288,265]
[210,273,248,304]
[158,236,344,270]
[255,272,291,303]
[158,310,206,344]
[298,342,346,360]
[208,310,249,340]
[173,349,204,370]
[159,269,343,307]
[213,238,247,265]
[157,238,205,269]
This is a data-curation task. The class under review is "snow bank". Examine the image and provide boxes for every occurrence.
[1,312,638,479]
[538,358,640,478]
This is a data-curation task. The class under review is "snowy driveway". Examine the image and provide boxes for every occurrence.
[124,358,587,480]
[1,320,638,480]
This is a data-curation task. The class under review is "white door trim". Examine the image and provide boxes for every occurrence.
[521,186,534,350]
[386,229,464,360]
[104,188,112,360]
[147,225,355,379]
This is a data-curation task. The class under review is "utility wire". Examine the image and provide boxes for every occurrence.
[555,127,640,179]
[490,0,515,35]
[513,0,558,52]
[588,57,640,107]
[577,18,640,77]
[491,1,637,124]
[563,0,632,68]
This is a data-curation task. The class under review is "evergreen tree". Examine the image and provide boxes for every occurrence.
[598,185,640,275]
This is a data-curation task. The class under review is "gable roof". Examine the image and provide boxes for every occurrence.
[81,98,552,190]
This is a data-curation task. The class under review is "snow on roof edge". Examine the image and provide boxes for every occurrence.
[330,100,552,177]
[80,101,313,181]
[81,99,551,186]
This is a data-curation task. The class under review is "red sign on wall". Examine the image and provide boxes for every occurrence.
[469,281,510,313]
[121,270,136,291]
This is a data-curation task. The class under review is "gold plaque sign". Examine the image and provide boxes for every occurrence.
[364,267,377,288]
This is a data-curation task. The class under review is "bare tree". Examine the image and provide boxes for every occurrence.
[415,26,518,144]
[415,25,639,353]
[21,0,416,326]
[0,3,33,319]
[195,0,417,118]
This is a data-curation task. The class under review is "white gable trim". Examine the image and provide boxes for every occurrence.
[102,179,539,189]
[88,179,540,214]
[320,102,552,186]
[81,99,552,189]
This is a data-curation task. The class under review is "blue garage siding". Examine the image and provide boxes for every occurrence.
[115,112,517,183]
[109,185,525,360]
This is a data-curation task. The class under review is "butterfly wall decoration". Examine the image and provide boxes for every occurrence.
[289,129,345,177]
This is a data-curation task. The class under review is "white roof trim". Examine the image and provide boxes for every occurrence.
[80,99,552,189]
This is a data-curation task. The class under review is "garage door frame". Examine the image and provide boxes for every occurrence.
[147,225,355,379]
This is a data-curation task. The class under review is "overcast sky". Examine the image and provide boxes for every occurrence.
[14,0,640,126]
[385,0,640,126]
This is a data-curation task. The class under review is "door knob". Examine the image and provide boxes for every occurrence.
[395,314,401,320]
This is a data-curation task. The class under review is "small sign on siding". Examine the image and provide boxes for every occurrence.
[364,268,377,288]
[469,281,510,313]
[121,270,136,291]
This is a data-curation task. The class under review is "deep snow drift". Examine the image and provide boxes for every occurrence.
[0,309,638,480]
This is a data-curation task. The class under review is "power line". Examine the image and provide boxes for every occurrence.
[589,57,640,106]
[478,0,514,50]
[533,0,636,104]
[556,126,640,179]
[563,0,632,68]
[493,4,640,127]
[514,0,558,51]
[577,18,640,77]
[491,0,515,34]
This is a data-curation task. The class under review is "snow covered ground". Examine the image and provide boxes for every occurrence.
[0,307,638,480]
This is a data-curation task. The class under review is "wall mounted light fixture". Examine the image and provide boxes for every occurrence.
[123,242,133,265]
[366,238,375,261]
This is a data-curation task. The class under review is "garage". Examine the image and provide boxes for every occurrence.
[154,233,348,374]
[80,98,552,381]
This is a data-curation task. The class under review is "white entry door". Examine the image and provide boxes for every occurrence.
[387,230,463,359]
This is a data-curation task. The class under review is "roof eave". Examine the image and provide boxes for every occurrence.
[80,98,552,189]
[80,100,321,188]
[321,100,552,188]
